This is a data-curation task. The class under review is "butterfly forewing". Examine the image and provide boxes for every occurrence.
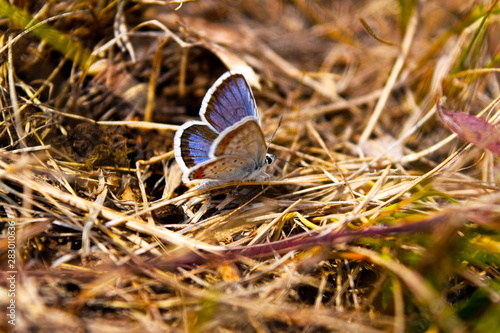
[201,72,259,133]
[211,117,267,165]
[174,121,217,170]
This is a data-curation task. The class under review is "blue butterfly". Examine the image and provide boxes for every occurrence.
[174,71,275,185]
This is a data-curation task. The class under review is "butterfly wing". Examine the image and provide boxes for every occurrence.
[186,156,258,183]
[200,72,259,133]
[174,121,217,174]
[211,117,267,166]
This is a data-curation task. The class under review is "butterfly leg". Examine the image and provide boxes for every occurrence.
[255,172,272,189]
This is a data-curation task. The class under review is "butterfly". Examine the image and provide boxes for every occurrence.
[174,71,275,186]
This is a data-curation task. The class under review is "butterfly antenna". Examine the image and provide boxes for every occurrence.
[265,117,301,167]
[266,116,282,151]
[276,156,301,167]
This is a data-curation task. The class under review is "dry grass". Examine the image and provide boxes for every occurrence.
[1,0,500,332]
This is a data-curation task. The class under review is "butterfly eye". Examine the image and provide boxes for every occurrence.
[265,154,275,165]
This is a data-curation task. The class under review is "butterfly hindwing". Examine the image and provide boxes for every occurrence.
[187,156,256,183]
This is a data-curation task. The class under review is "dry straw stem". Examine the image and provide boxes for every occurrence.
[1,1,500,332]
[358,2,418,144]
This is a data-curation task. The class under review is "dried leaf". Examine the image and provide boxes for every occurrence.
[437,101,500,156]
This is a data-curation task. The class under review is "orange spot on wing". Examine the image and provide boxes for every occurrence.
[191,161,215,179]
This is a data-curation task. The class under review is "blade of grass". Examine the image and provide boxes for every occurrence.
[0,0,91,67]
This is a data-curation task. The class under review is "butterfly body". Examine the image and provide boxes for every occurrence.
[174,72,274,185]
